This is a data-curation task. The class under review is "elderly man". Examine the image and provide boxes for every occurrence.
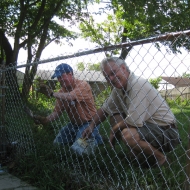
[83,57,180,167]
[34,63,102,152]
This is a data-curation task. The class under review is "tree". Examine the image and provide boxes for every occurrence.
[88,62,100,71]
[77,62,85,71]
[80,14,132,58]
[149,77,162,90]
[182,72,190,78]
[76,62,100,71]
[0,0,89,100]
[114,0,190,53]
[80,0,190,59]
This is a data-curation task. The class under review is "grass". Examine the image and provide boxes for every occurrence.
[4,98,190,190]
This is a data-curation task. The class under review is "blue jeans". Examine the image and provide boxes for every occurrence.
[53,122,103,145]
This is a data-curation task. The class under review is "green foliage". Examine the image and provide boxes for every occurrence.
[29,93,54,114]
[1,0,92,99]
[88,62,100,71]
[122,0,190,42]
[182,72,190,78]
[77,62,85,71]
[166,97,190,108]
[0,0,82,61]
[27,79,61,114]
[80,0,190,58]
[55,81,61,91]
[79,14,124,57]
[149,77,162,89]
[95,86,111,108]
[76,62,101,71]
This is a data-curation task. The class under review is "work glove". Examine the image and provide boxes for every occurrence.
[33,115,48,126]
[38,84,54,98]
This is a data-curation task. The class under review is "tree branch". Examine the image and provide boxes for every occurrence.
[119,27,132,60]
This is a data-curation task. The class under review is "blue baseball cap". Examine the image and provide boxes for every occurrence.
[51,63,73,79]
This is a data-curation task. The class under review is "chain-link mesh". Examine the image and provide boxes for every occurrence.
[1,32,190,189]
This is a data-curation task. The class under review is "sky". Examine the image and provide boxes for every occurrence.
[12,2,190,88]
[16,38,190,80]
[15,2,107,71]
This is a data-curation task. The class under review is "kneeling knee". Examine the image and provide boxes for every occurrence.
[121,128,139,143]
[121,128,132,141]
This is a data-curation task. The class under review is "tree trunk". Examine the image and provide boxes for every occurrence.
[21,23,50,100]
[21,34,33,101]
[21,0,63,100]
[0,31,21,103]
[119,27,133,60]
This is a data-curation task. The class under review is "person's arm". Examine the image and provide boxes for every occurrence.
[46,109,62,122]
[52,91,76,101]
[34,100,65,125]
[38,84,76,101]
[34,110,63,126]
[82,108,108,139]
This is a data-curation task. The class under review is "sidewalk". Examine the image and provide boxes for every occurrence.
[0,169,38,190]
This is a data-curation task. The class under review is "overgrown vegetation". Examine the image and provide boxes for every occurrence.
[149,77,162,90]
[6,87,190,189]
[95,86,111,108]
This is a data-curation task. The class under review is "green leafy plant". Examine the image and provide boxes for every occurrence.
[182,72,190,78]
[149,77,162,89]
[95,86,111,108]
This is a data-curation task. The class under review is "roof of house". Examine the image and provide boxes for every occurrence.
[161,77,190,87]
[35,70,106,82]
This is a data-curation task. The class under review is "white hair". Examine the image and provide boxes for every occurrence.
[100,57,130,72]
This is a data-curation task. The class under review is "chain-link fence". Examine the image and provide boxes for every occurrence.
[0,63,7,160]
[1,31,190,189]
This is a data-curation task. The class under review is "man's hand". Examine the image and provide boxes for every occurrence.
[82,126,94,139]
[38,84,53,98]
[33,115,48,126]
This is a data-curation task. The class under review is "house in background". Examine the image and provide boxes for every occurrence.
[160,77,190,100]
[35,70,108,97]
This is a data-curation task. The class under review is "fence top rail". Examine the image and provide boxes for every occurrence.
[3,29,190,71]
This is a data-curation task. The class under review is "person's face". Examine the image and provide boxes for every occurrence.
[57,72,73,89]
[103,61,129,89]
